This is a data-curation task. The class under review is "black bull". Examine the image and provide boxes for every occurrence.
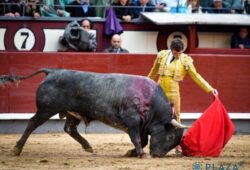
[0,69,184,157]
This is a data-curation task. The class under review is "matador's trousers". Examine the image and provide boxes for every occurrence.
[159,76,181,122]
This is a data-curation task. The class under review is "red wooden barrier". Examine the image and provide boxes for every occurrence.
[0,52,249,113]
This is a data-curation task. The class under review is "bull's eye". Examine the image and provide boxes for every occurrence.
[166,135,174,141]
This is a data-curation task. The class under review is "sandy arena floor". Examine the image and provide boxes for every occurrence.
[0,133,249,170]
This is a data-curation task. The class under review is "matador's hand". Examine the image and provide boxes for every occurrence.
[211,89,218,97]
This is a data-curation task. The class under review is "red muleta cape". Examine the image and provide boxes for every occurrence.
[180,97,235,157]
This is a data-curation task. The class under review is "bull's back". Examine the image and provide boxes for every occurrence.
[41,70,157,100]
[36,69,159,122]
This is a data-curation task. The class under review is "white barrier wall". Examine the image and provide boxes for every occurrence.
[198,32,233,48]
[0,27,235,52]
[121,31,158,54]
[0,28,6,50]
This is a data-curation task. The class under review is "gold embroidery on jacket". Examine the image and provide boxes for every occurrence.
[158,51,187,81]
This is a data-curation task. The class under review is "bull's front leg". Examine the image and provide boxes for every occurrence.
[127,129,146,158]
[122,106,146,158]
[125,135,148,157]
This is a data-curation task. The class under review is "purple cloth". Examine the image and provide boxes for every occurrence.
[104,7,123,36]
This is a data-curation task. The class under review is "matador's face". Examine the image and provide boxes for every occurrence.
[172,49,183,59]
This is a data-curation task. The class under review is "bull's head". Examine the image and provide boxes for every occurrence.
[149,120,187,157]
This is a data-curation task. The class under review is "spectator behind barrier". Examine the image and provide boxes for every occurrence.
[201,0,242,13]
[245,0,250,14]
[92,0,105,17]
[132,0,155,20]
[231,27,250,49]
[154,0,187,13]
[3,0,21,17]
[40,0,70,17]
[81,19,97,51]
[112,0,134,22]
[153,0,169,12]
[1,0,41,18]
[104,34,129,53]
[204,0,231,13]
[0,0,3,15]
[223,0,242,13]
[59,20,96,52]
[200,0,210,7]
[66,0,96,17]
[186,0,201,13]
[23,0,41,18]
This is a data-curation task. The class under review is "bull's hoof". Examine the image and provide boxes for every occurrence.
[150,153,165,158]
[12,146,22,156]
[124,149,137,157]
[84,147,94,153]
[138,153,147,159]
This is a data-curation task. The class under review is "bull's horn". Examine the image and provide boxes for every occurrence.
[171,119,191,129]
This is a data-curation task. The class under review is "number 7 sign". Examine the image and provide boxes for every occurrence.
[14,28,35,51]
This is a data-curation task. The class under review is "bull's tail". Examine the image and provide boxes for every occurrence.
[0,68,52,86]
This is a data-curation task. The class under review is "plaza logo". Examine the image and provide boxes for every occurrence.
[193,161,244,170]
